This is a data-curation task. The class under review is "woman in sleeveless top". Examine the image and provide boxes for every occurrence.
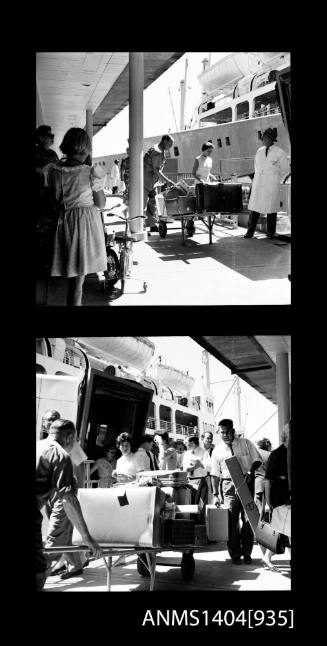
[192,141,216,184]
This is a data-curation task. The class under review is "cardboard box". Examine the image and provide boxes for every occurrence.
[225,456,260,533]
[72,486,166,547]
[205,505,229,541]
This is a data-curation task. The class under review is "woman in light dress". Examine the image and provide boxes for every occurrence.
[112,432,138,484]
[192,141,216,184]
[44,128,107,305]
[89,445,117,487]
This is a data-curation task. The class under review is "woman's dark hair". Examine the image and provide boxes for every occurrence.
[188,435,199,446]
[158,431,170,444]
[202,141,215,152]
[116,432,132,448]
[36,125,52,142]
[102,443,117,456]
[59,128,91,157]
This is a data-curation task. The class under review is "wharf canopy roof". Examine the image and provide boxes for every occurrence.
[191,336,291,405]
[36,52,184,151]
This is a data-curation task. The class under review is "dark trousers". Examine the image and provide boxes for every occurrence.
[222,480,254,560]
[36,502,47,590]
[144,188,158,227]
[246,211,277,237]
[189,477,209,521]
[112,186,118,194]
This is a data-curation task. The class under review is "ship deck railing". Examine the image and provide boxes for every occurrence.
[146,417,199,438]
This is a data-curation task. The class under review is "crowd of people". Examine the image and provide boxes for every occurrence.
[36,124,289,306]
[36,408,291,590]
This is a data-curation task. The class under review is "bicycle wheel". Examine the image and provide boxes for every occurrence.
[104,248,120,286]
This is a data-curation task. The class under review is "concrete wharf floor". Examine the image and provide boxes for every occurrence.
[43,542,291,592]
[36,200,291,306]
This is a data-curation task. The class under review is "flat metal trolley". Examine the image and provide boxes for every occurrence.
[43,543,219,592]
[157,195,240,245]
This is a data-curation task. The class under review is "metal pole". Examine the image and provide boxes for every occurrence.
[234,376,242,434]
[276,352,290,443]
[214,380,236,418]
[129,52,145,240]
[180,58,188,131]
[86,109,93,159]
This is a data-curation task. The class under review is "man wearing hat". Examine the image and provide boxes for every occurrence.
[244,128,289,239]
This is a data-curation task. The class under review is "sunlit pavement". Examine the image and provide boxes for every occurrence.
[37,218,291,306]
[43,543,291,592]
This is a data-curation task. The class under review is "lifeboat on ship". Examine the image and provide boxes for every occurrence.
[74,337,155,372]
[156,364,195,396]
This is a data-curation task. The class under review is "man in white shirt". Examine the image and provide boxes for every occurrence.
[210,419,262,565]
[183,435,209,509]
[110,159,120,194]
[134,434,158,472]
[201,430,215,499]
[155,432,178,470]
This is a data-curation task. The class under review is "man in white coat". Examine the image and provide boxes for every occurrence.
[110,159,120,194]
[244,128,289,239]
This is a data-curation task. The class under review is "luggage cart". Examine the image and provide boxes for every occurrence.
[157,195,239,245]
[157,194,198,246]
[43,542,219,591]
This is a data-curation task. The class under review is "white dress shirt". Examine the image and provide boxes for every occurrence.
[183,446,207,478]
[116,453,138,478]
[134,447,151,472]
[210,437,262,478]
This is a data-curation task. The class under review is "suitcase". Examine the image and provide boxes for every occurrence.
[165,195,196,216]
[255,521,284,554]
[196,183,243,213]
[163,519,195,545]
[205,504,229,541]
[72,486,166,547]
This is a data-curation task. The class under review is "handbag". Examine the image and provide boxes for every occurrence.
[255,520,285,554]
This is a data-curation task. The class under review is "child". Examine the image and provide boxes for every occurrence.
[89,446,117,488]
[44,128,107,306]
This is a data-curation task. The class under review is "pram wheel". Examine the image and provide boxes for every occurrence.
[104,249,120,286]
[180,552,195,581]
[159,222,167,238]
[186,221,195,237]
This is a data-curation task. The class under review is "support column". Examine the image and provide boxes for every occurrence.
[86,109,93,158]
[276,352,290,442]
[154,402,160,434]
[129,52,146,240]
[170,407,176,440]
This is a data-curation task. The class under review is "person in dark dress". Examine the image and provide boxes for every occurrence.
[262,421,291,569]
[36,126,60,276]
